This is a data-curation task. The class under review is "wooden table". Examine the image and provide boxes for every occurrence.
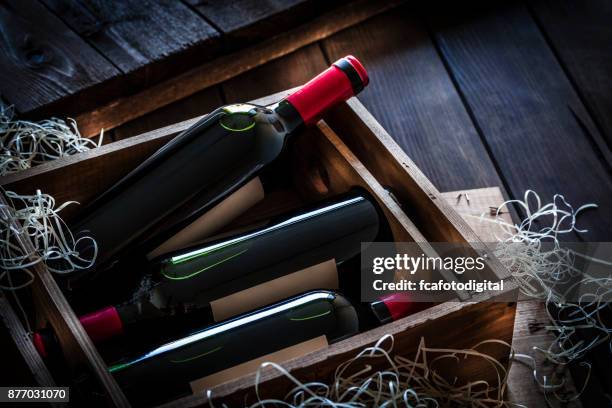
[0,0,397,124]
[1,0,610,406]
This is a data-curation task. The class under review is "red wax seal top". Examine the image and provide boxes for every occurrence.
[79,306,123,343]
[380,292,431,321]
[32,332,48,358]
[286,55,369,125]
[345,55,369,86]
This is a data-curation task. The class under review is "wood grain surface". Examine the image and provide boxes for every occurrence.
[322,9,507,194]
[42,0,220,88]
[0,0,119,115]
[2,2,611,405]
[186,0,321,46]
[427,3,612,241]
[428,5,611,403]
[528,0,612,151]
[66,0,400,135]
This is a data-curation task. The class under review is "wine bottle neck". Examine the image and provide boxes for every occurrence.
[273,98,304,134]
[276,56,369,127]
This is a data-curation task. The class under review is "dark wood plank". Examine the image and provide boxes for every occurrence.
[186,0,323,45]
[321,9,507,193]
[113,86,224,140]
[42,0,220,88]
[0,296,57,388]
[427,3,612,241]
[222,43,327,102]
[0,0,119,115]
[528,0,612,151]
[72,0,402,137]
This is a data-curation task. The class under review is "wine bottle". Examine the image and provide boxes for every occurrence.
[32,302,218,362]
[152,189,381,305]
[71,56,369,283]
[370,292,430,324]
[34,190,426,357]
[35,190,378,353]
[110,290,358,404]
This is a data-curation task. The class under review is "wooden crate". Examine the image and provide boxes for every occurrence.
[1,90,517,407]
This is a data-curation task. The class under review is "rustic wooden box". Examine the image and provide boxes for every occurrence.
[1,90,517,407]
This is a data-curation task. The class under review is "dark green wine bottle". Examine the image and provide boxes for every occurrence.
[110,290,358,404]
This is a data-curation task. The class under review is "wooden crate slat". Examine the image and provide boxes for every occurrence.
[0,0,119,115]
[427,3,612,241]
[323,99,513,293]
[159,292,516,407]
[313,120,470,299]
[528,0,612,152]
[321,8,507,193]
[313,121,432,244]
[325,101,489,247]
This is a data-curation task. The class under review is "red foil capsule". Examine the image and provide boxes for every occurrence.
[378,292,432,322]
[79,306,124,343]
[286,55,369,125]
